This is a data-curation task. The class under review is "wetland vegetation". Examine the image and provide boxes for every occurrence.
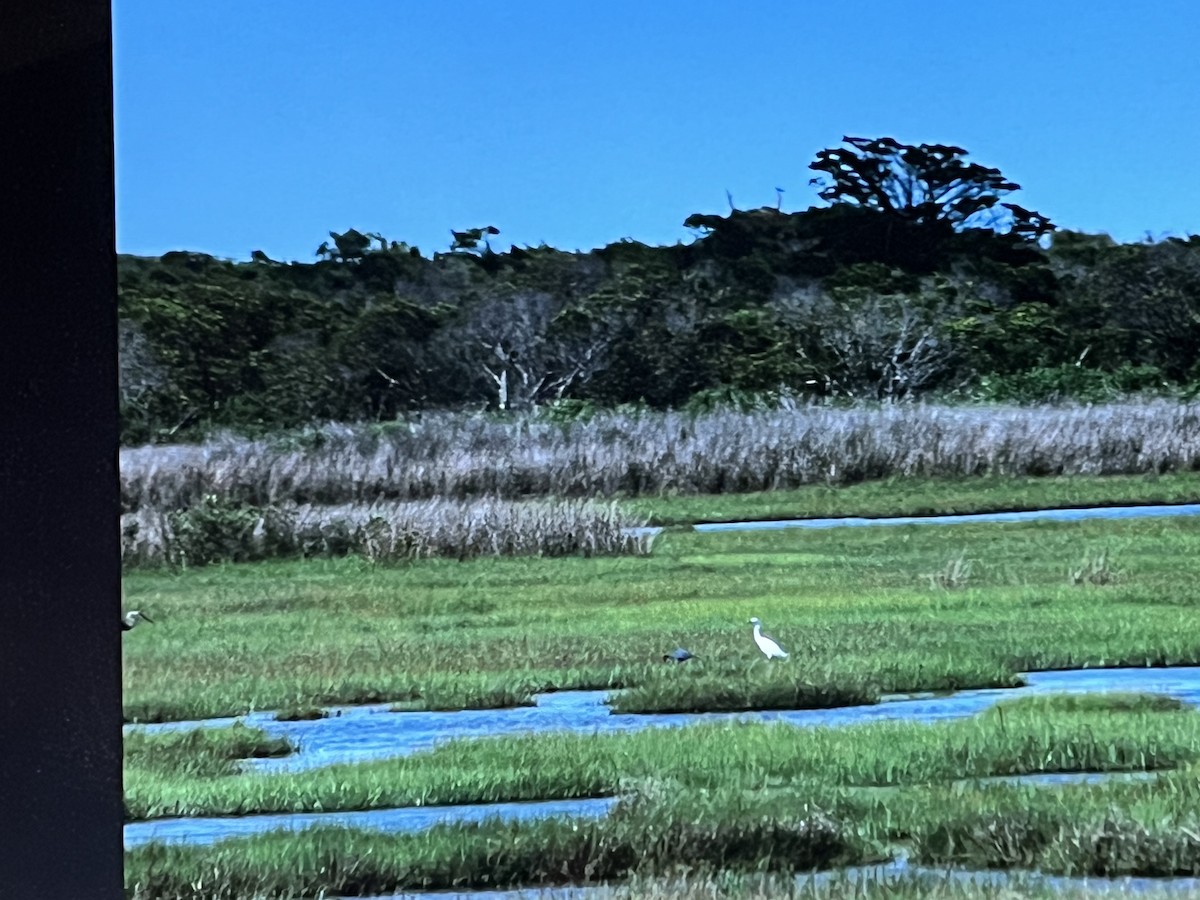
[122,492,1200,899]
[119,399,1200,578]
[122,513,1200,723]
[123,724,295,782]
[115,132,1200,899]
[124,693,1200,821]
[122,502,1200,895]
[121,403,1200,516]
[125,699,1200,894]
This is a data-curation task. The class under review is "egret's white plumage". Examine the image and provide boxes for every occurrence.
[122,610,153,632]
[749,616,787,659]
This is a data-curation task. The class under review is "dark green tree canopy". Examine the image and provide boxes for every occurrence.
[115,133,1200,442]
[808,136,1054,240]
[450,225,501,254]
[317,228,374,262]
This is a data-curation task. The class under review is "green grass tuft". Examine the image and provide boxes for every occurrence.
[610,667,877,714]
[273,706,328,722]
[123,723,294,779]
[989,692,1192,717]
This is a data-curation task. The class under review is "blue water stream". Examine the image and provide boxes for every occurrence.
[126,666,1200,772]
[124,797,617,850]
[124,666,1200,850]
[624,501,1200,539]
[693,502,1200,532]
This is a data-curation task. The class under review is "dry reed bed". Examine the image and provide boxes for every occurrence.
[120,401,1200,514]
[121,497,655,567]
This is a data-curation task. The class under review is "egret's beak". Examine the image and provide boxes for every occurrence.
[142,613,154,624]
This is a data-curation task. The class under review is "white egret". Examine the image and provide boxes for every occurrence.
[122,610,153,632]
[749,617,788,660]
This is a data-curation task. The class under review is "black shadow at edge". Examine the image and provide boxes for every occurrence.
[0,4,122,898]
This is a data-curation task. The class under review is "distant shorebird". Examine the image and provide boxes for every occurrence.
[122,610,153,632]
[749,617,788,660]
[663,647,696,663]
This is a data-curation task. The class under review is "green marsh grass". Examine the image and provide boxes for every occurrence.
[683,772,1200,878]
[989,692,1192,715]
[125,793,861,898]
[648,775,1200,879]
[611,668,877,714]
[123,515,1200,722]
[638,773,1200,880]
[123,724,293,780]
[122,774,1200,896]
[909,776,1200,876]
[609,655,1022,714]
[634,471,1200,527]
[124,698,1200,820]
[272,706,327,722]
[123,700,1200,891]
[118,419,1200,892]
[1068,547,1121,586]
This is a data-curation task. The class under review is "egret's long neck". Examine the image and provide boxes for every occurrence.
[752,623,761,637]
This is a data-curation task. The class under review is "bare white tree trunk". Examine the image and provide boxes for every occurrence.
[784,288,957,400]
[466,292,612,410]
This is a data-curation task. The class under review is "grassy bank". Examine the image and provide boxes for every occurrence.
[629,471,1200,526]
[123,724,294,781]
[123,513,1200,723]
[609,654,1021,714]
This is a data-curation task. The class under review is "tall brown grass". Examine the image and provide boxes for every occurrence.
[121,401,1200,514]
[121,497,655,567]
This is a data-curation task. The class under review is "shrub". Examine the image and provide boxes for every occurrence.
[925,551,973,590]
[123,497,656,569]
[1068,549,1120,586]
[164,494,263,567]
[973,364,1170,405]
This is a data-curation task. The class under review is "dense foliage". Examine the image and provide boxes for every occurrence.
[118,136,1200,444]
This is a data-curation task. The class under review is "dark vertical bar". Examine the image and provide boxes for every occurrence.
[0,4,122,898]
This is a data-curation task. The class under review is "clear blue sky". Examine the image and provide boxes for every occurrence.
[113,2,1198,262]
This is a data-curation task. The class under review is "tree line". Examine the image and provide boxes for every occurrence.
[118,136,1200,444]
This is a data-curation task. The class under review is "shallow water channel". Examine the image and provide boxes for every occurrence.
[124,665,1200,850]
[693,501,1200,532]
[625,501,1200,540]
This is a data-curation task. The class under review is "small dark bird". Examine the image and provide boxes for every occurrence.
[663,647,696,663]
[122,610,153,632]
